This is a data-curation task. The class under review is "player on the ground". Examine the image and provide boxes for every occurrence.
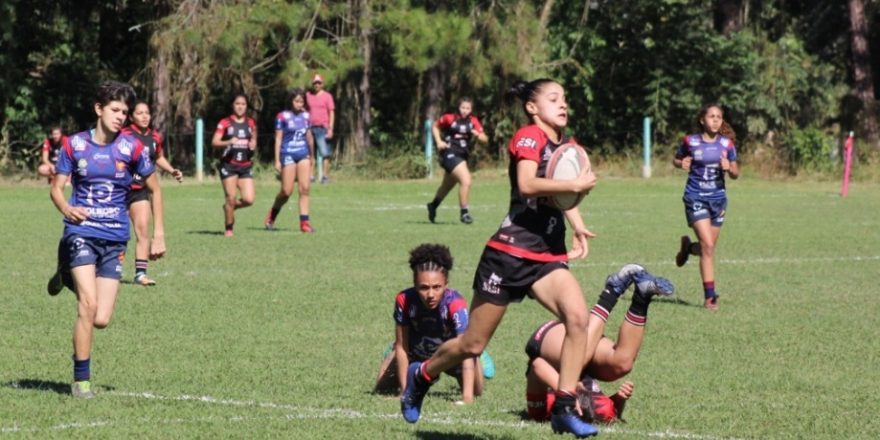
[264,88,314,233]
[673,104,739,310]
[374,243,485,404]
[212,94,257,237]
[46,80,166,398]
[121,100,182,286]
[525,264,673,423]
[426,97,488,224]
[400,79,600,438]
[37,127,68,183]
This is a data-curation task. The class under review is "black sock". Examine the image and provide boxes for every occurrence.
[593,289,619,318]
[551,390,578,414]
[225,223,234,232]
[460,208,469,215]
[625,292,651,326]
[135,259,148,278]
[430,198,441,207]
[269,207,280,221]
[689,242,701,255]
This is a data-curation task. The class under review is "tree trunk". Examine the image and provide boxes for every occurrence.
[424,64,447,125]
[341,0,371,162]
[151,50,170,140]
[848,0,880,147]
[714,0,744,35]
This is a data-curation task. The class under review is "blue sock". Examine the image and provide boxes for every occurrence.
[73,357,90,382]
[299,215,309,222]
[703,281,716,299]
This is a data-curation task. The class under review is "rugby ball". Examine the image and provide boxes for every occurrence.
[546,143,591,210]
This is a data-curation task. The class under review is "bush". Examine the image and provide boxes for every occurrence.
[785,127,837,172]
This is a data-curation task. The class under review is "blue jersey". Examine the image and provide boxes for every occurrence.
[394,288,469,360]
[675,134,737,199]
[275,110,310,155]
[55,130,154,242]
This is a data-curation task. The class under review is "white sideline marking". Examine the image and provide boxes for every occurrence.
[0,388,743,439]
[571,255,880,269]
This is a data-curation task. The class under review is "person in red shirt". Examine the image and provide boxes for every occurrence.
[37,127,68,183]
[426,97,488,224]
[121,101,183,286]
[212,94,257,237]
[306,74,335,184]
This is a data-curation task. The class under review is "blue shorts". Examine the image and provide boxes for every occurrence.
[281,150,309,166]
[683,195,727,227]
[57,234,127,290]
[311,127,332,158]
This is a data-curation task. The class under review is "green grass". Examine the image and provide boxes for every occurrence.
[2,172,879,439]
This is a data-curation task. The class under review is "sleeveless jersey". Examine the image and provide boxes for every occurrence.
[42,137,68,164]
[675,134,737,199]
[275,110,311,155]
[121,125,163,189]
[55,130,153,242]
[393,287,469,361]
[437,113,483,155]
[215,116,256,166]
[486,125,569,262]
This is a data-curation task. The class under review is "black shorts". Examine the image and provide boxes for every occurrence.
[218,162,253,180]
[525,320,562,360]
[127,187,150,205]
[439,150,468,174]
[472,247,569,306]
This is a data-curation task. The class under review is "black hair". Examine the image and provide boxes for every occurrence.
[130,100,151,125]
[96,80,136,109]
[285,88,306,112]
[231,93,249,106]
[694,103,723,132]
[505,78,556,118]
[408,243,453,278]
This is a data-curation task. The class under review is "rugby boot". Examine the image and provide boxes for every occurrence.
[47,270,64,296]
[704,296,719,311]
[400,362,435,423]
[71,381,95,399]
[264,210,275,230]
[134,274,156,286]
[604,264,646,297]
[426,203,437,223]
[633,271,675,299]
[675,235,691,267]
[300,221,314,233]
[550,400,599,437]
[460,212,474,224]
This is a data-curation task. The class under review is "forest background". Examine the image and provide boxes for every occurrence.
[1,0,878,179]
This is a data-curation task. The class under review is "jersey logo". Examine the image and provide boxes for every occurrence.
[482,273,503,295]
[516,137,538,150]
[72,136,87,151]
[118,139,132,155]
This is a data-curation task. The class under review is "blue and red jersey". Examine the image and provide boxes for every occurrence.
[393,288,469,360]
[120,125,164,189]
[55,130,154,242]
[486,125,569,262]
[215,116,256,166]
[42,136,68,164]
[675,134,737,199]
[274,110,310,155]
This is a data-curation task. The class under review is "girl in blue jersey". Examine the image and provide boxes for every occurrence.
[265,88,315,233]
[123,101,183,286]
[400,79,600,438]
[673,104,740,310]
[212,94,257,237]
[47,81,166,398]
[373,244,483,404]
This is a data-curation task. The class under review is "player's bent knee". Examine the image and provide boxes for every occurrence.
[240,198,254,207]
[93,318,111,329]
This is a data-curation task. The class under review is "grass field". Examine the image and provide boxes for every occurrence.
[2,170,879,439]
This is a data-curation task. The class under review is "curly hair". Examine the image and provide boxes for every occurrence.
[408,243,453,277]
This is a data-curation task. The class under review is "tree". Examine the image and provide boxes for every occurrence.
[847,0,879,147]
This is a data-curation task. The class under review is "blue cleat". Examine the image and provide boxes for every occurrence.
[604,263,646,297]
[400,362,433,423]
[550,411,599,437]
[633,271,675,298]
[480,351,496,379]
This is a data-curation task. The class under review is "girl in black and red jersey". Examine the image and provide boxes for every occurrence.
[212,94,257,237]
[122,101,183,286]
[426,97,488,224]
[400,79,599,438]
[38,126,68,183]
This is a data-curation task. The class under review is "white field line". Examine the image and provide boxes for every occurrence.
[2,388,744,439]
[570,254,880,269]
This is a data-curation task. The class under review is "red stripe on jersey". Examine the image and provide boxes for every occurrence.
[485,241,567,263]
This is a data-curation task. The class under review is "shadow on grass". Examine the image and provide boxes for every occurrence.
[416,431,513,440]
[505,408,532,421]
[186,230,225,236]
[5,379,116,395]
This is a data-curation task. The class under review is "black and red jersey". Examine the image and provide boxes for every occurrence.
[437,113,483,155]
[121,125,164,189]
[42,136,68,164]
[486,125,570,262]
[215,115,256,166]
